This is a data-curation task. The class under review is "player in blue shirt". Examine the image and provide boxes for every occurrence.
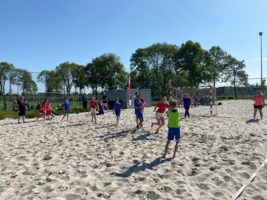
[61,97,72,121]
[113,98,121,127]
[135,95,143,129]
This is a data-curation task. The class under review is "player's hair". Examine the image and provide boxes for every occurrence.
[115,97,119,100]
[162,96,169,105]
[65,97,68,100]
[136,95,140,98]
[19,96,24,99]
[169,99,177,108]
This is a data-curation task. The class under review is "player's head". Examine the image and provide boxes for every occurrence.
[84,93,86,96]
[136,95,140,100]
[65,97,68,102]
[185,93,189,98]
[103,92,106,95]
[115,97,119,103]
[257,90,262,96]
[163,96,167,104]
[100,100,102,104]
[47,102,50,106]
[19,96,24,101]
[91,97,94,101]
[169,99,177,108]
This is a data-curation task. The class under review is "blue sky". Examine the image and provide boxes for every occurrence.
[1,0,267,89]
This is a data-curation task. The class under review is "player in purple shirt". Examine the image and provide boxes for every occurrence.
[181,93,191,118]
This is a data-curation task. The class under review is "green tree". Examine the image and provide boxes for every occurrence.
[48,70,63,92]
[209,46,227,86]
[175,40,214,86]
[56,62,72,97]
[70,63,87,94]
[131,43,179,95]
[92,53,127,90]
[37,70,50,92]
[0,62,13,98]
[8,64,17,100]
[130,48,153,90]
[223,55,249,98]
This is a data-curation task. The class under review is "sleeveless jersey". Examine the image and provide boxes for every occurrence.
[168,109,180,128]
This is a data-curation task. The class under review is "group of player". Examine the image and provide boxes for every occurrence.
[16,90,265,158]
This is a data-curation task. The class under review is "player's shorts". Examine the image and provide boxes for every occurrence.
[254,105,263,109]
[18,111,25,116]
[103,103,108,107]
[91,108,96,113]
[168,128,180,140]
[47,114,53,119]
[156,112,164,119]
[115,112,120,117]
[135,110,143,119]
[39,112,44,115]
[65,110,70,114]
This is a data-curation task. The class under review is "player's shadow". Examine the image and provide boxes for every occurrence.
[132,133,152,141]
[101,130,129,140]
[120,157,172,177]
[246,119,260,124]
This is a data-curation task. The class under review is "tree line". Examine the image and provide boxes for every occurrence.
[0,40,249,99]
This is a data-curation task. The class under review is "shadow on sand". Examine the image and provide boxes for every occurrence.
[246,119,260,124]
[119,157,172,177]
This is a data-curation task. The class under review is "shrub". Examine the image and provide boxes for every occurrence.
[228,96,234,99]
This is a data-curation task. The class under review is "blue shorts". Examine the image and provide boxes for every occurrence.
[115,112,120,117]
[135,110,143,119]
[168,128,180,140]
[65,110,70,114]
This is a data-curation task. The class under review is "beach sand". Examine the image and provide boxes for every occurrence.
[0,100,266,200]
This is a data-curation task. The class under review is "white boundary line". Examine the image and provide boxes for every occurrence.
[232,157,267,199]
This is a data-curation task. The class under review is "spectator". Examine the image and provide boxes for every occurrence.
[200,96,205,105]
[204,95,209,105]
[194,96,199,107]
[102,92,109,111]
[36,103,41,110]
[25,101,30,111]
[82,93,88,109]
[2,98,7,111]
[12,100,17,111]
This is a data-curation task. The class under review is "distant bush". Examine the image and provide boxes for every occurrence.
[228,97,234,99]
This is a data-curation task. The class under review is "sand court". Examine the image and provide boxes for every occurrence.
[0,100,266,199]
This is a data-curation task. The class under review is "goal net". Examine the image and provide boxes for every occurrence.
[170,85,218,117]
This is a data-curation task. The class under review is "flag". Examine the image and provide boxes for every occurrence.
[129,76,132,105]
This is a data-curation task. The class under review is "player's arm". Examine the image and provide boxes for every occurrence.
[113,106,115,114]
[263,96,265,108]
[120,106,121,115]
[17,104,20,113]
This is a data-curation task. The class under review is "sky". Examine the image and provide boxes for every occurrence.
[1,0,267,91]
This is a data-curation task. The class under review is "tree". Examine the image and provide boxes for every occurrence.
[130,43,179,96]
[37,70,50,93]
[48,70,63,92]
[223,55,249,98]
[209,46,227,86]
[92,53,127,90]
[56,62,72,97]
[175,40,214,86]
[8,64,17,100]
[130,48,153,90]
[0,62,13,98]
[70,63,87,94]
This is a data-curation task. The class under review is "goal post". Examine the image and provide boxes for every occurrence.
[170,85,217,116]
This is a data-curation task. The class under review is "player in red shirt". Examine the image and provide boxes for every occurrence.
[46,102,55,120]
[151,97,170,133]
[89,97,99,123]
[36,100,48,121]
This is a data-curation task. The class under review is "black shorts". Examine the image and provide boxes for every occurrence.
[18,112,25,116]
[254,105,262,109]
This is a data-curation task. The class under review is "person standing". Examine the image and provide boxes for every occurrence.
[181,93,191,118]
[253,90,265,120]
[17,96,27,124]
[102,92,109,111]
[2,98,7,110]
[82,93,88,109]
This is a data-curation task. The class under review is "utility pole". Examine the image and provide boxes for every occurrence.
[259,32,263,91]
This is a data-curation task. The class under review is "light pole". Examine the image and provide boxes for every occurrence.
[259,32,263,91]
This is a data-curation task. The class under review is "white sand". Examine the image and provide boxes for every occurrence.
[0,100,266,200]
